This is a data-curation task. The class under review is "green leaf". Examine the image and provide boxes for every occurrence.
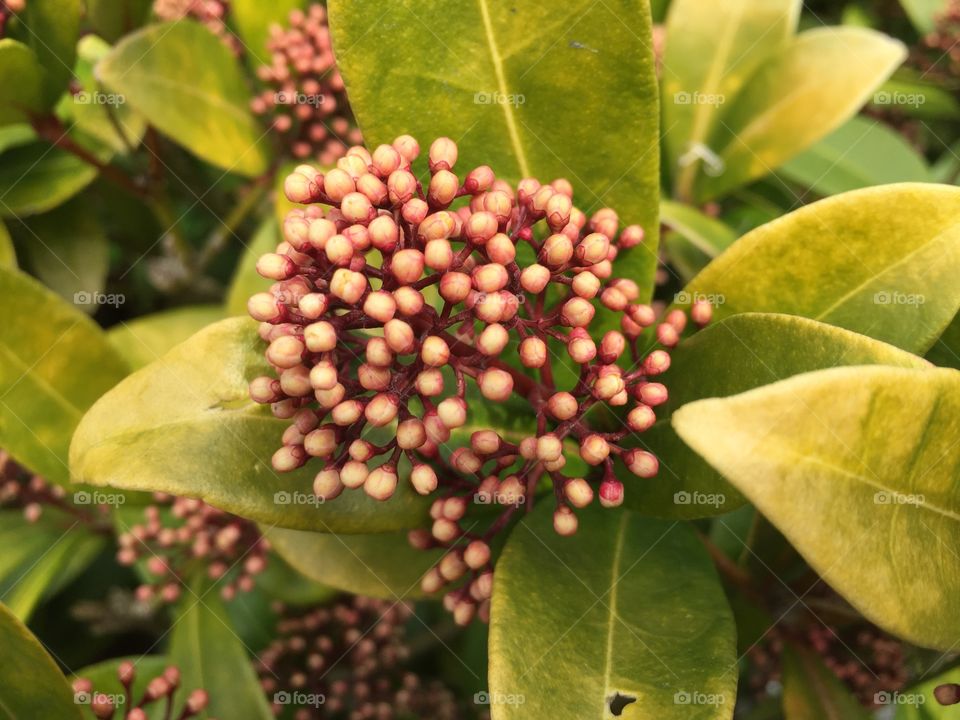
[72,656,169,720]
[0,511,106,621]
[0,267,129,485]
[0,219,15,268]
[57,35,147,155]
[0,39,44,126]
[85,0,152,43]
[872,76,960,121]
[0,601,83,719]
[899,0,946,33]
[230,0,305,67]
[0,142,99,218]
[926,313,960,369]
[169,578,273,720]
[21,199,110,313]
[673,365,960,649]
[781,643,870,720]
[9,0,81,106]
[696,28,906,201]
[488,504,736,719]
[96,21,271,177]
[265,526,443,599]
[892,665,960,718]
[683,183,960,354]
[225,218,278,316]
[107,305,224,370]
[663,0,800,200]
[70,318,431,533]
[256,553,335,605]
[627,313,928,519]
[779,116,929,196]
[330,0,661,299]
[0,123,37,154]
[660,200,737,279]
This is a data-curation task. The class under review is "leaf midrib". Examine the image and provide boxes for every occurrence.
[600,512,629,714]
[0,341,82,419]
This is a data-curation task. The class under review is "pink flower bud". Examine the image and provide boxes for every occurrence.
[284,168,321,204]
[248,292,283,322]
[313,469,343,501]
[428,137,458,172]
[364,393,399,426]
[415,369,444,396]
[561,297,595,327]
[519,264,551,294]
[464,540,491,569]
[323,168,355,201]
[420,336,450,367]
[627,304,656,327]
[439,271,472,303]
[429,169,459,206]
[691,300,713,326]
[267,335,305,368]
[365,337,394,367]
[393,134,420,161]
[308,217,337,250]
[279,365,312,396]
[340,191,374,224]
[372,144,402,175]
[387,170,417,204]
[477,368,514,401]
[625,449,659,478]
[593,373,625,400]
[619,224,645,248]
[471,430,501,455]
[665,308,687,332]
[540,234,574,268]
[477,323,509,356]
[571,271,601,299]
[390,248,425,284]
[304,426,338,457]
[656,322,680,348]
[357,173,388,205]
[364,465,398,500]
[249,376,282,403]
[464,211,498,244]
[257,253,297,281]
[472,263,509,293]
[599,331,626,363]
[580,435,610,465]
[546,193,573,230]
[536,434,563,462]
[331,399,364,425]
[519,336,548,368]
[643,350,671,376]
[384,319,416,354]
[567,331,597,364]
[627,404,656,432]
[564,478,594,508]
[437,397,468,429]
[410,464,438,495]
[637,382,669,406]
[464,165,494,193]
[304,320,337,352]
[340,461,368,489]
[368,215,399,251]
[553,506,579,536]
[599,479,624,508]
[329,268,367,304]
[600,287,629,312]
[575,233,610,266]
[424,238,454,270]
[547,392,579,420]
[362,290,396,323]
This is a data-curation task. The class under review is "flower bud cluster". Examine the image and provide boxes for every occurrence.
[153,0,240,54]
[73,662,212,720]
[0,450,110,527]
[257,597,462,719]
[920,0,960,77]
[0,0,24,38]
[116,493,269,604]
[250,4,362,165]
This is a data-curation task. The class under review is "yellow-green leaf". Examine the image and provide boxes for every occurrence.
[108,305,224,370]
[70,318,431,533]
[673,365,960,649]
[0,219,15,268]
[96,21,271,176]
[0,267,128,485]
[782,643,870,720]
[683,184,960,354]
[231,0,305,67]
[489,504,736,719]
[0,142,99,218]
[696,28,905,200]
[265,526,443,599]
[0,39,44,126]
[0,601,83,719]
[8,0,81,106]
[329,0,661,299]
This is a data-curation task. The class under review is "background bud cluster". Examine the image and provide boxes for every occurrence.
[73,662,212,720]
[152,0,240,54]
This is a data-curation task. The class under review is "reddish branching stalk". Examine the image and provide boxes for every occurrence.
[248,134,713,622]
[73,662,213,720]
[153,0,240,54]
[251,5,362,165]
[116,494,269,604]
[257,597,462,719]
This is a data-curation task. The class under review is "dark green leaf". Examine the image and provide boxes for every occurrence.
[85,0,152,43]
[926,313,960,370]
[8,0,81,106]
[782,643,870,720]
[0,142,98,218]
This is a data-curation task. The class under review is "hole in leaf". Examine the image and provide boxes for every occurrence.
[608,692,637,716]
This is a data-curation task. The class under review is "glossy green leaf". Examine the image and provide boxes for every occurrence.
[225,218,278,316]
[673,365,960,649]
[781,644,870,720]
[169,578,273,720]
[107,306,224,370]
[0,601,83,719]
[256,553,335,605]
[660,200,737,279]
[57,35,147,155]
[627,313,927,519]
[70,318,430,533]
[683,184,960,354]
[0,142,99,218]
[97,21,271,177]
[231,0,305,66]
[927,314,960,370]
[899,0,945,33]
[779,116,929,196]
[696,28,906,201]
[663,0,800,200]
[488,504,735,719]
[0,267,129,486]
[85,0,152,43]
[8,0,81,106]
[265,526,443,599]
[22,199,109,313]
[330,0,661,298]
[72,656,168,720]
[0,39,44,126]
[0,123,36,154]
[0,513,106,621]
[872,76,960,121]
[0,219,15,268]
